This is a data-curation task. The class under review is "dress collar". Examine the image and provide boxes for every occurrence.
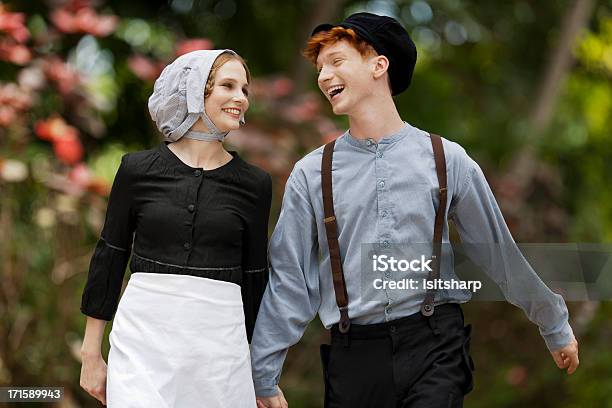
[158,141,241,176]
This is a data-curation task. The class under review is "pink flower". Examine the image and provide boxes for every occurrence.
[69,162,91,186]
[43,57,80,94]
[88,14,118,37]
[271,77,294,98]
[68,163,111,195]
[50,8,77,33]
[50,5,118,37]
[282,94,321,123]
[0,82,32,116]
[0,106,16,126]
[128,55,164,81]
[0,41,32,65]
[73,8,98,33]
[175,39,214,56]
[0,6,30,43]
[35,116,78,141]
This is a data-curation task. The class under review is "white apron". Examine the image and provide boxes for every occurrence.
[106,272,257,407]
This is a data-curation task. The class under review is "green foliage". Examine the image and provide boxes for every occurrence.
[1,0,611,406]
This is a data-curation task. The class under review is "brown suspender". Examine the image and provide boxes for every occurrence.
[322,141,351,333]
[421,134,448,316]
[320,133,447,334]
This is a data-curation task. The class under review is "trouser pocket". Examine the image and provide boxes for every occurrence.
[320,344,331,407]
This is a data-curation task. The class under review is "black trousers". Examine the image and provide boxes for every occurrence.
[320,303,475,408]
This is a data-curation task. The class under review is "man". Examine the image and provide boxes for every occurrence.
[252,12,579,408]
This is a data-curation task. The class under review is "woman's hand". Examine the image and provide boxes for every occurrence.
[80,352,108,405]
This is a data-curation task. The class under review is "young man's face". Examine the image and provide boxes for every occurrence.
[315,40,377,116]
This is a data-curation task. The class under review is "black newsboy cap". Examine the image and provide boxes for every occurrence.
[311,12,417,96]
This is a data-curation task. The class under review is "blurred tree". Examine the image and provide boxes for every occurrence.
[0,0,611,406]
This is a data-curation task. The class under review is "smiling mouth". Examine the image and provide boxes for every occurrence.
[327,85,345,100]
[222,108,241,117]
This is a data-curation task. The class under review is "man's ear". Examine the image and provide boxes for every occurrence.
[372,55,390,80]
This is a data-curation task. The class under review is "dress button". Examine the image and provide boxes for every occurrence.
[183,242,191,250]
[194,169,202,177]
[188,204,195,212]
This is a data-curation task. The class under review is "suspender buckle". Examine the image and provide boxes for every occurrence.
[323,216,336,224]
[421,303,434,317]
[338,306,351,334]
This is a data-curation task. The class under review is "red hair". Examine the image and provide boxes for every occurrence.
[302,27,377,65]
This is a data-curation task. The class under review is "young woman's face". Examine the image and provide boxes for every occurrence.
[316,40,377,116]
[204,59,250,132]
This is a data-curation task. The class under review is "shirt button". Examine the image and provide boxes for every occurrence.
[390,325,396,333]
[378,180,385,189]
[183,242,192,250]
[381,210,388,218]
[382,240,390,248]
[188,204,195,212]
[377,151,383,158]
[193,169,202,177]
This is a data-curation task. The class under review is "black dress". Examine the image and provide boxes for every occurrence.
[80,141,272,342]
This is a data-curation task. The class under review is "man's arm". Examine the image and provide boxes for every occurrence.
[450,158,578,372]
[251,171,322,399]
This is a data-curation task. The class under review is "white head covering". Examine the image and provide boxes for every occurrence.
[148,49,245,143]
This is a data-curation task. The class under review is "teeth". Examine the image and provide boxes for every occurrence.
[327,85,345,97]
[222,108,241,115]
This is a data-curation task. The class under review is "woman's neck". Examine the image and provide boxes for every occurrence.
[167,137,232,170]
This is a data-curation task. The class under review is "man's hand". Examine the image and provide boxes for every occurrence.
[550,337,579,374]
[256,386,288,408]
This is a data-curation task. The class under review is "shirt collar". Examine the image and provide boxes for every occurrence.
[342,121,412,150]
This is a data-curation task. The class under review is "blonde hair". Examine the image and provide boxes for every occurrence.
[204,52,251,98]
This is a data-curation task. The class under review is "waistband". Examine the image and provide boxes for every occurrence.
[331,303,463,340]
[130,253,243,285]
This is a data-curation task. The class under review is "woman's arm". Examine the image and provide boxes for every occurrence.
[80,317,108,405]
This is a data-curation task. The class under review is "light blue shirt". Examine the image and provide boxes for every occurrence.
[250,122,574,397]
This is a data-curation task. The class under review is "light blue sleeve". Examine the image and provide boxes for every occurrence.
[450,158,575,351]
[250,171,322,397]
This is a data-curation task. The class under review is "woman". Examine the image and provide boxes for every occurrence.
[79,49,271,407]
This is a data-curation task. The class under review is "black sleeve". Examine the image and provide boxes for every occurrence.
[241,173,272,343]
[81,154,136,320]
